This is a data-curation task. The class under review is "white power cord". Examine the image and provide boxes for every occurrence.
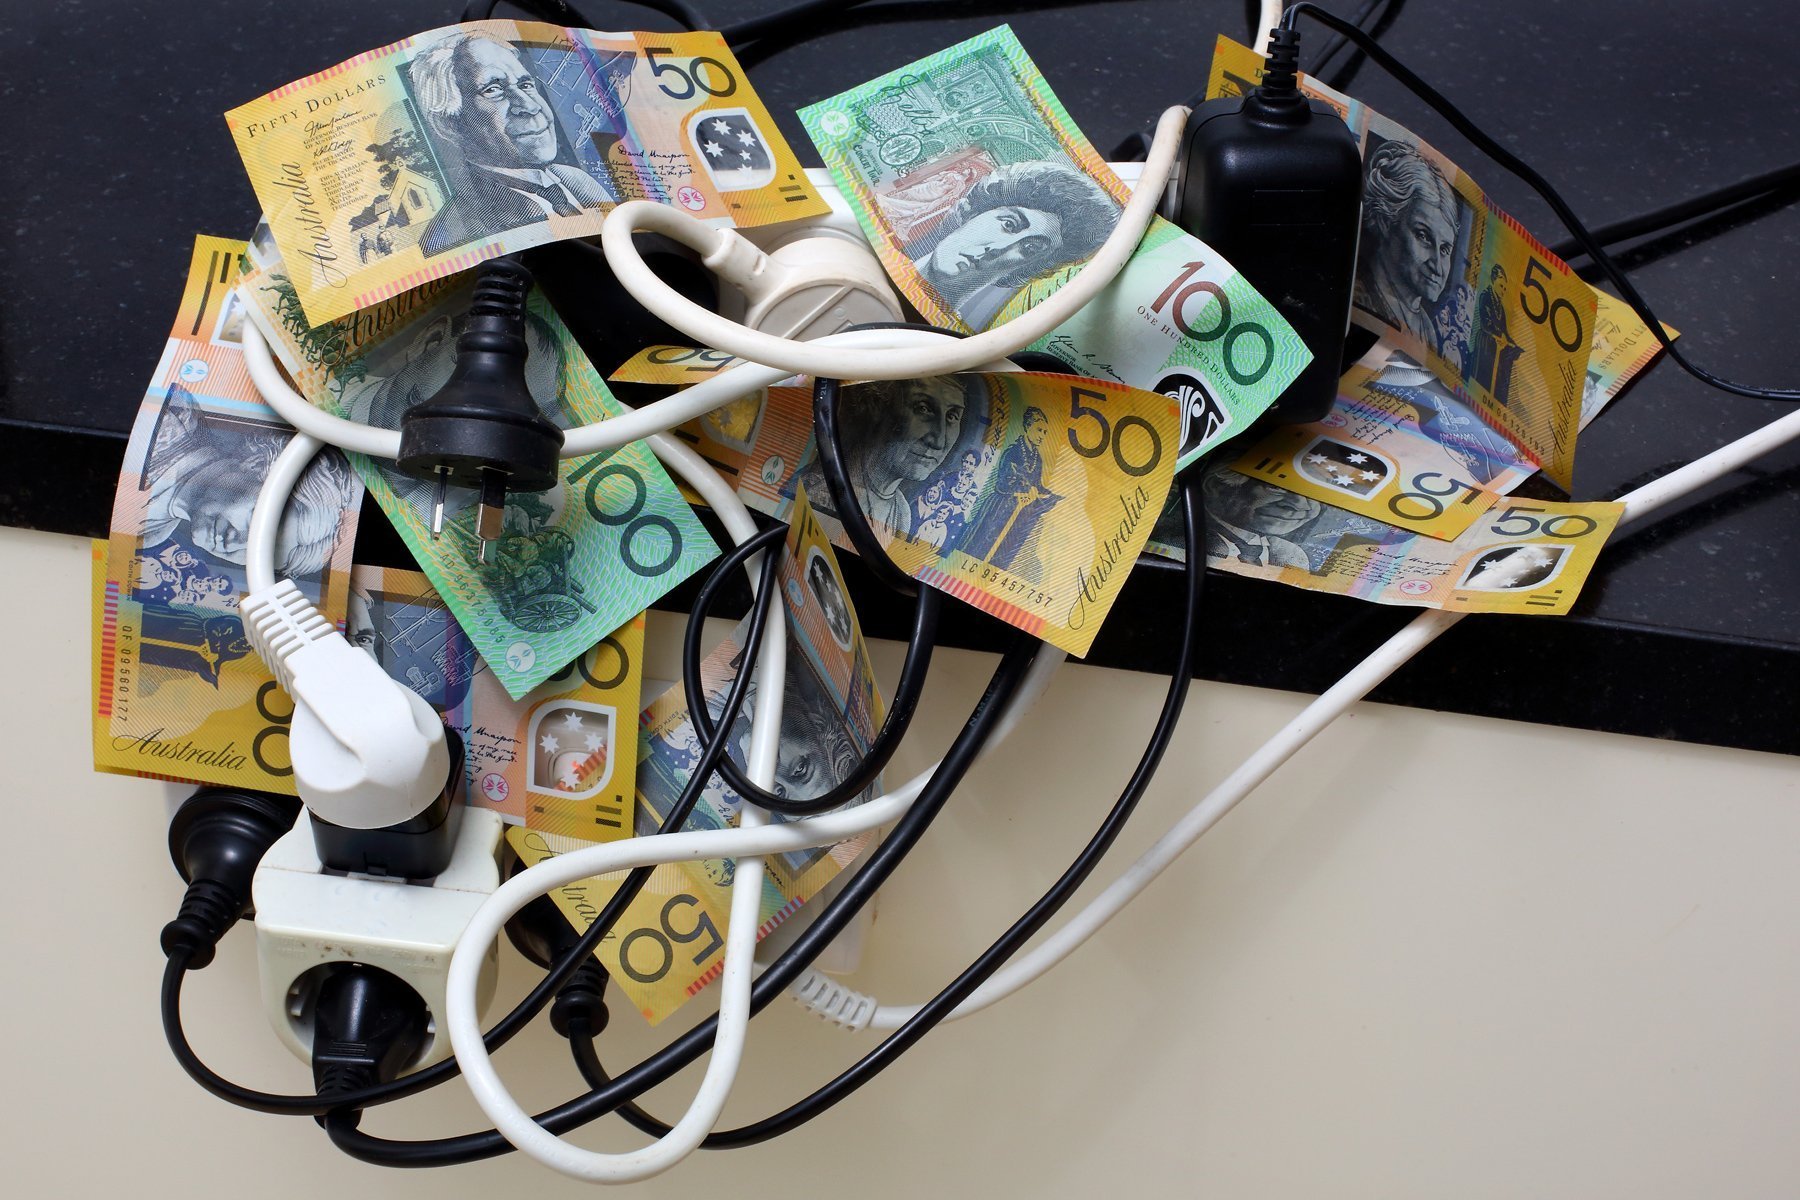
[786,402,1800,1032]
[597,106,1190,380]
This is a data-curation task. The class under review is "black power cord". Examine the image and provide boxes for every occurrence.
[464,0,711,31]
[159,521,786,1118]
[577,468,1211,1147]
[323,632,1042,1166]
[1280,1,1800,403]
[1548,159,1800,266]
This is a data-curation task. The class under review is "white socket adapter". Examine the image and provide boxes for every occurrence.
[718,167,905,340]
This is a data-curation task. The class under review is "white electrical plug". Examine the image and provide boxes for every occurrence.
[241,579,449,830]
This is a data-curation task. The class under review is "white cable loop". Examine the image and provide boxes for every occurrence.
[837,404,1800,1032]
[597,106,1190,383]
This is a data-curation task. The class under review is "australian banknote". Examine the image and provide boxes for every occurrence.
[239,254,716,698]
[799,26,1309,469]
[96,539,647,837]
[1226,361,1529,539]
[1148,463,1622,615]
[227,22,826,325]
[348,565,642,841]
[738,372,1179,656]
[510,489,883,1023]
[1208,35,1595,488]
[93,236,363,791]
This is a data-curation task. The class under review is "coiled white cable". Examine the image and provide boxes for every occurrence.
[781,403,1800,1033]
[597,105,1189,381]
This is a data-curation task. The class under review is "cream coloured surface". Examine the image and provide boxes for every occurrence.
[7,522,1800,1197]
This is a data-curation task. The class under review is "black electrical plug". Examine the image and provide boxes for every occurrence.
[161,786,302,968]
[1170,23,1363,428]
[395,256,564,564]
[309,964,431,1108]
[309,726,466,881]
[505,879,611,1040]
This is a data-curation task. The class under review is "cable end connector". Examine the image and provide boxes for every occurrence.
[1257,26,1303,101]
[788,967,877,1032]
[241,580,451,835]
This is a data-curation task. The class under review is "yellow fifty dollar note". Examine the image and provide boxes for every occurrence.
[1209,36,1596,488]
[738,372,1180,657]
[227,21,827,326]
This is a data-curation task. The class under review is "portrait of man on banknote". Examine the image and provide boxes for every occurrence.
[1201,467,1325,570]
[904,160,1117,328]
[1355,137,1472,363]
[794,375,981,539]
[406,29,610,256]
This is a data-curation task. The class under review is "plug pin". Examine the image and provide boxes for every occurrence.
[476,470,507,565]
[431,467,449,538]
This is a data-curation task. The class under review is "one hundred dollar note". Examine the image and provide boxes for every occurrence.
[227,21,827,326]
[1147,463,1622,616]
[347,565,642,842]
[799,26,1310,469]
[240,253,716,698]
[1208,36,1596,489]
[93,237,364,790]
[739,372,1179,656]
[509,489,883,1023]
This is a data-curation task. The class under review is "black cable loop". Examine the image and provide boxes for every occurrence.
[323,632,1043,1166]
[1281,0,1800,403]
[159,522,786,1118]
[576,466,1212,1148]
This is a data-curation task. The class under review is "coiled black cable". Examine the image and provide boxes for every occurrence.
[159,520,786,1118]
[1281,1,1800,403]
[573,467,1209,1146]
[323,632,1042,1166]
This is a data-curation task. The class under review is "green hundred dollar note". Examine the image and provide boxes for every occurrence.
[240,254,716,698]
[93,236,363,792]
[798,26,1310,468]
[1208,36,1597,488]
[510,489,883,1024]
[739,372,1178,656]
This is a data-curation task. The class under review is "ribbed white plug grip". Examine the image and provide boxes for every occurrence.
[789,967,876,1031]
[241,579,334,690]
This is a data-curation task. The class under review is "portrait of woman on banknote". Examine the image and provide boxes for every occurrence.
[1355,137,1472,363]
[905,159,1118,329]
[139,382,356,582]
[794,375,983,540]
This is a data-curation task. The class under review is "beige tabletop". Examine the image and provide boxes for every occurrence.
[7,524,1799,1198]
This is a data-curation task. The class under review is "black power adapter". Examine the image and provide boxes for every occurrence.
[1170,27,1363,427]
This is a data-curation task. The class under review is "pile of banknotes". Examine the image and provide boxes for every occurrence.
[92,18,1662,1022]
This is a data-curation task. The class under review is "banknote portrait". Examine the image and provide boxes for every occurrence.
[904,160,1118,328]
[956,406,1061,574]
[139,382,356,581]
[1355,136,1474,367]
[804,549,855,651]
[1201,467,1325,570]
[1468,263,1523,403]
[406,29,611,257]
[794,375,983,540]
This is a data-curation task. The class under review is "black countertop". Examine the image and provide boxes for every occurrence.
[6,0,1798,754]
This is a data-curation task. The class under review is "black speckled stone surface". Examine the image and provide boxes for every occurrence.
[6,1,1797,753]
